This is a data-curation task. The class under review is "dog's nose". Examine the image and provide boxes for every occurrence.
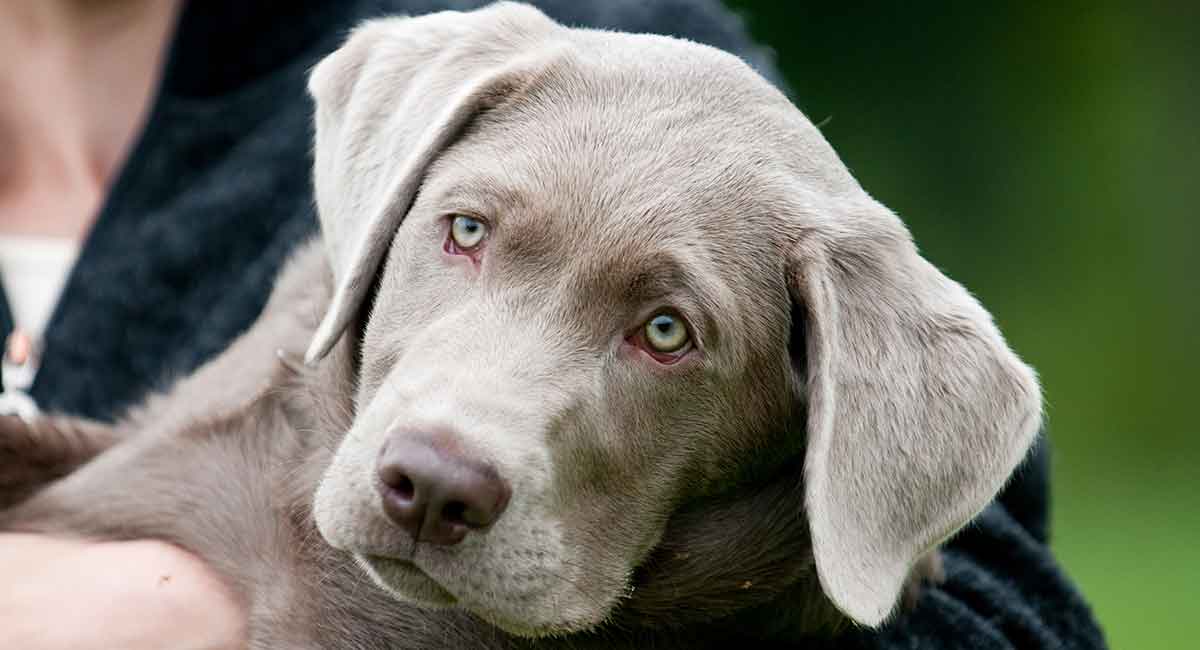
[376,432,511,546]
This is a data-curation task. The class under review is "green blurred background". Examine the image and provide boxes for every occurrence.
[722,2,1199,647]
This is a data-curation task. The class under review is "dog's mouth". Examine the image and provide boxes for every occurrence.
[354,549,609,638]
[356,553,458,606]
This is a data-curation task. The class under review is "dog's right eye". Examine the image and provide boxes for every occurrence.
[445,215,489,262]
[449,215,487,250]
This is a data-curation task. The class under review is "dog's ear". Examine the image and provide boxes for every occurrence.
[788,207,1041,626]
[304,3,561,363]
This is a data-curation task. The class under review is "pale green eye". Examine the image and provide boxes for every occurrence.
[450,215,487,249]
[644,313,690,353]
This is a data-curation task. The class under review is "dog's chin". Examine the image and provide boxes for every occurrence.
[353,552,611,639]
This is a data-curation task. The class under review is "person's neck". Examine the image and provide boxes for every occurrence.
[0,0,181,240]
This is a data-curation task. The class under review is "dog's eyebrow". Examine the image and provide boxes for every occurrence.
[626,257,696,300]
[430,175,531,217]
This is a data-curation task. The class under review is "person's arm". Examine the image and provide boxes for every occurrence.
[0,533,246,650]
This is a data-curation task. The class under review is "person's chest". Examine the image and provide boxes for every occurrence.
[4,69,321,422]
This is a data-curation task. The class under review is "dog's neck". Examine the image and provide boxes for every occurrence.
[615,461,845,641]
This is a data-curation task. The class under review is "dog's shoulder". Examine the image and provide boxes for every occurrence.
[123,239,334,434]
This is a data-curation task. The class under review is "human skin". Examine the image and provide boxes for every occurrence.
[0,1,246,647]
[0,534,246,649]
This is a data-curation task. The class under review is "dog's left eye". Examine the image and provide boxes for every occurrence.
[448,215,487,251]
[644,313,689,353]
[638,312,694,363]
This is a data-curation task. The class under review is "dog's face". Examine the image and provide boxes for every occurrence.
[309,2,1041,638]
[315,39,801,635]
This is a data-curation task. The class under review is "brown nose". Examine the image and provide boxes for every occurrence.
[376,432,511,546]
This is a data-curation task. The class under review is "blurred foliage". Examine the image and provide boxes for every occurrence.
[724,1,1199,647]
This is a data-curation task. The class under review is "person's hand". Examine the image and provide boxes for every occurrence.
[0,533,246,649]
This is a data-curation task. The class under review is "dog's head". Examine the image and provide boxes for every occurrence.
[308,2,1040,638]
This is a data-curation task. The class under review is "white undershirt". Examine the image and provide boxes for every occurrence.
[0,234,81,342]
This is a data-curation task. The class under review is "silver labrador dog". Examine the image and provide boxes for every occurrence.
[0,3,1040,647]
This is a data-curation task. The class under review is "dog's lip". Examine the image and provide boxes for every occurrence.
[364,553,425,575]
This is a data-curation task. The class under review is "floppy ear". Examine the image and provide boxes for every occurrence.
[304,3,561,363]
[789,210,1041,626]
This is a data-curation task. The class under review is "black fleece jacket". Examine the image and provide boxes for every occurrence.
[0,1,1106,647]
